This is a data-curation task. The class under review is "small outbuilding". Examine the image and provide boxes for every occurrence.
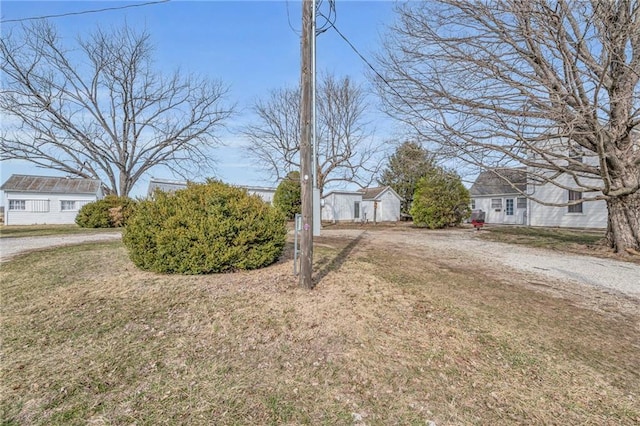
[360,186,402,223]
[1,174,104,225]
[321,186,402,223]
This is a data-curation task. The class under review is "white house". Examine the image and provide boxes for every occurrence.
[527,159,609,228]
[1,174,104,225]
[524,139,608,229]
[146,178,276,204]
[469,168,528,225]
[321,186,402,223]
[470,167,608,229]
[527,170,608,229]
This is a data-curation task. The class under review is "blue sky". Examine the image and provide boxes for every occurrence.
[0,0,400,198]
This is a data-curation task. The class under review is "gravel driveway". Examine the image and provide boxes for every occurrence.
[337,228,640,300]
[2,228,638,301]
[0,232,122,263]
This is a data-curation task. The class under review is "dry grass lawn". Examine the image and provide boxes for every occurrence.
[1,229,639,425]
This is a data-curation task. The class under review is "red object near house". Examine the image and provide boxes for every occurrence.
[470,209,485,230]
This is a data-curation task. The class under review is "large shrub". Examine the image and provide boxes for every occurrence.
[410,168,471,229]
[122,180,287,274]
[75,195,136,228]
[273,171,301,220]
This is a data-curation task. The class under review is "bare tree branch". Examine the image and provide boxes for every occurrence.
[1,20,233,195]
[377,0,640,252]
[242,73,381,194]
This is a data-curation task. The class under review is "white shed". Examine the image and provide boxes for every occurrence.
[321,190,364,222]
[360,186,402,223]
[1,174,103,225]
[321,186,402,223]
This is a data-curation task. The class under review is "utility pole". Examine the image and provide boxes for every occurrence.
[299,0,314,289]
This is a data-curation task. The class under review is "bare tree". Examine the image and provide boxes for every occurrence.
[1,21,233,196]
[378,0,640,253]
[242,74,380,195]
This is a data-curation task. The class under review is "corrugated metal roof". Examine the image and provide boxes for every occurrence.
[0,174,102,194]
[469,168,527,196]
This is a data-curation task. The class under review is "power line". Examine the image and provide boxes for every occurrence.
[0,0,170,24]
[326,20,438,127]
[285,0,301,35]
[316,0,336,35]
[328,20,496,168]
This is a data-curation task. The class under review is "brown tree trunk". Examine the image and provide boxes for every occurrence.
[605,192,640,254]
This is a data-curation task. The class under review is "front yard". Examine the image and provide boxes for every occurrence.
[1,228,638,424]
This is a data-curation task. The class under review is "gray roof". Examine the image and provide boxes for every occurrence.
[146,179,277,196]
[469,168,527,196]
[147,178,188,195]
[359,186,402,201]
[0,174,102,194]
[360,186,387,200]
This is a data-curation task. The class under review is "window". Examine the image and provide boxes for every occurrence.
[354,201,360,219]
[491,198,502,209]
[9,200,25,210]
[470,199,476,209]
[505,199,514,215]
[517,197,527,209]
[61,200,76,211]
[30,200,50,212]
[568,190,583,213]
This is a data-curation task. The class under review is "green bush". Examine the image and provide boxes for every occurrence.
[273,171,301,220]
[75,195,136,228]
[410,168,471,229]
[122,180,287,274]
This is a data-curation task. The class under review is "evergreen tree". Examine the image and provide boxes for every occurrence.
[273,171,301,220]
[410,167,470,229]
[378,141,435,215]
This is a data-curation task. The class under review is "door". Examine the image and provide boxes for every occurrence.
[504,198,516,224]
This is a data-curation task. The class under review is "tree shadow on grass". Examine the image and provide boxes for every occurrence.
[312,231,367,288]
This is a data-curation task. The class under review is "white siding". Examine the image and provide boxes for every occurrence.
[361,189,402,222]
[4,192,98,225]
[526,147,607,229]
[246,187,276,204]
[321,192,363,222]
[471,195,527,225]
[528,181,607,228]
